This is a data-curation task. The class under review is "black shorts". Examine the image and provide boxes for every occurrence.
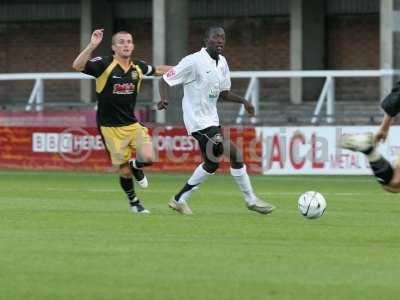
[381,81,400,117]
[192,126,223,164]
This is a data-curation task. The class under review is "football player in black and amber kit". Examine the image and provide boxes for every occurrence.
[73,29,170,213]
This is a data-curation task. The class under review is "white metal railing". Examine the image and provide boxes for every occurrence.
[0,73,93,111]
[0,70,398,123]
[231,69,400,124]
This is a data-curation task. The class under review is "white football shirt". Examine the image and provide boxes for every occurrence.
[163,48,231,134]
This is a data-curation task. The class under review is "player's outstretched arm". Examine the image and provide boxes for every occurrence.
[374,113,394,144]
[154,65,172,76]
[72,29,104,71]
[157,77,169,110]
[219,90,255,117]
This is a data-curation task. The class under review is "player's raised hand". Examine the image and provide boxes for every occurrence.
[157,99,169,110]
[90,29,104,48]
[243,100,255,117]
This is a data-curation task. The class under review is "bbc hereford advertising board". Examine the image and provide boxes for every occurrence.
[0,125,262,173]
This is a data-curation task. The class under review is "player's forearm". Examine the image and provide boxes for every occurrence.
[72,44,97,71]
[159,77,169,101]
[379,114,394,133]
[154,65,172,76]
[219,90,245,104]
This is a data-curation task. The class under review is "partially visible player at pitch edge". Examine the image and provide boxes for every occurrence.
[340,82,400,193]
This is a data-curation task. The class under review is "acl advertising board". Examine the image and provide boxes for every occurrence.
[258,126,400,175]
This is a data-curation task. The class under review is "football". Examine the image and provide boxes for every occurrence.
[298,191,327,219]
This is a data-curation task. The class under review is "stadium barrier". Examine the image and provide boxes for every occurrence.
[1,120,399,174]
[1,69,398,122]
[0,124,261,173]
[257,126,400,175]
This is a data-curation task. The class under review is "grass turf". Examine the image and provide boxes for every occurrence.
[1,170,400,300]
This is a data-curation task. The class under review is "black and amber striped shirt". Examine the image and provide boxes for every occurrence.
[83,56,155,126]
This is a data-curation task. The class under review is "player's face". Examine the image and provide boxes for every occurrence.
[112,33,134,59]
[205,28,226,55]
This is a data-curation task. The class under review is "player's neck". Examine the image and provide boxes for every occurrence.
[206,48,219,62]
[114,55,131,70]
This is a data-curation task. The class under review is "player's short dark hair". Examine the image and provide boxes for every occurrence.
[112,31,134,44]
[204,26,224,40]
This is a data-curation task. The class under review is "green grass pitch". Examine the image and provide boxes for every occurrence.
[1,170,400,300]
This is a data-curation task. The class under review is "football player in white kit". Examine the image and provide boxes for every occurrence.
[157,26,275,215]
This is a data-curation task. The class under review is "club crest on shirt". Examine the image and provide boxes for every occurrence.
[90,56,102,62]
[131,71,138,80]
[166,68,176,78]
[208,87,219,100]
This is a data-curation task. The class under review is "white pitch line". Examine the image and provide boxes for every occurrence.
[0,187,381,197]
[253,177,375,183]
[0,170,375,183]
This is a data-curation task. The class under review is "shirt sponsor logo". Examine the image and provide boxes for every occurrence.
[113,83,135,94]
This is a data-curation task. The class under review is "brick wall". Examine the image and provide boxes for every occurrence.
[188,18,290,103]
[126,15,379,104]
[0,14,380,107]
[0,21,80,104]
[326,15,380,101]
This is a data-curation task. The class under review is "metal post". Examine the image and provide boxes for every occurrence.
[290,0,303,104]
[26,79,40,111]
[380,0,394,99]
[236,77,255,124]
[326,77,335,123]
[80,0,92,103]
[36,79,44,112]
[251,78,259,124]
[153,0,166,123]
[311,76,330,124]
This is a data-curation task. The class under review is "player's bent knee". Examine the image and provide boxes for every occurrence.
[382,185,400,193]
[139,155,154,166]
[137,150,155,164]
[386,177,400,193]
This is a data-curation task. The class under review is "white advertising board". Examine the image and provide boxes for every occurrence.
[257,126,400,175]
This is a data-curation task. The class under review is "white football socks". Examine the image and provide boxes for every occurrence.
[178,164,213,203]
[177,188,197,203]
[230,165,257,206]
[188,163,214,186]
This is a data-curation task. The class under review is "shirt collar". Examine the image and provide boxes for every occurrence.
[201,47,220,64]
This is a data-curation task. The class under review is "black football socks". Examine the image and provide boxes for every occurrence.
[119,176,138,206]
[369,157,394,185]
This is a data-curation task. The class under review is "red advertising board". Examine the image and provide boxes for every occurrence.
[0,125,262,173]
